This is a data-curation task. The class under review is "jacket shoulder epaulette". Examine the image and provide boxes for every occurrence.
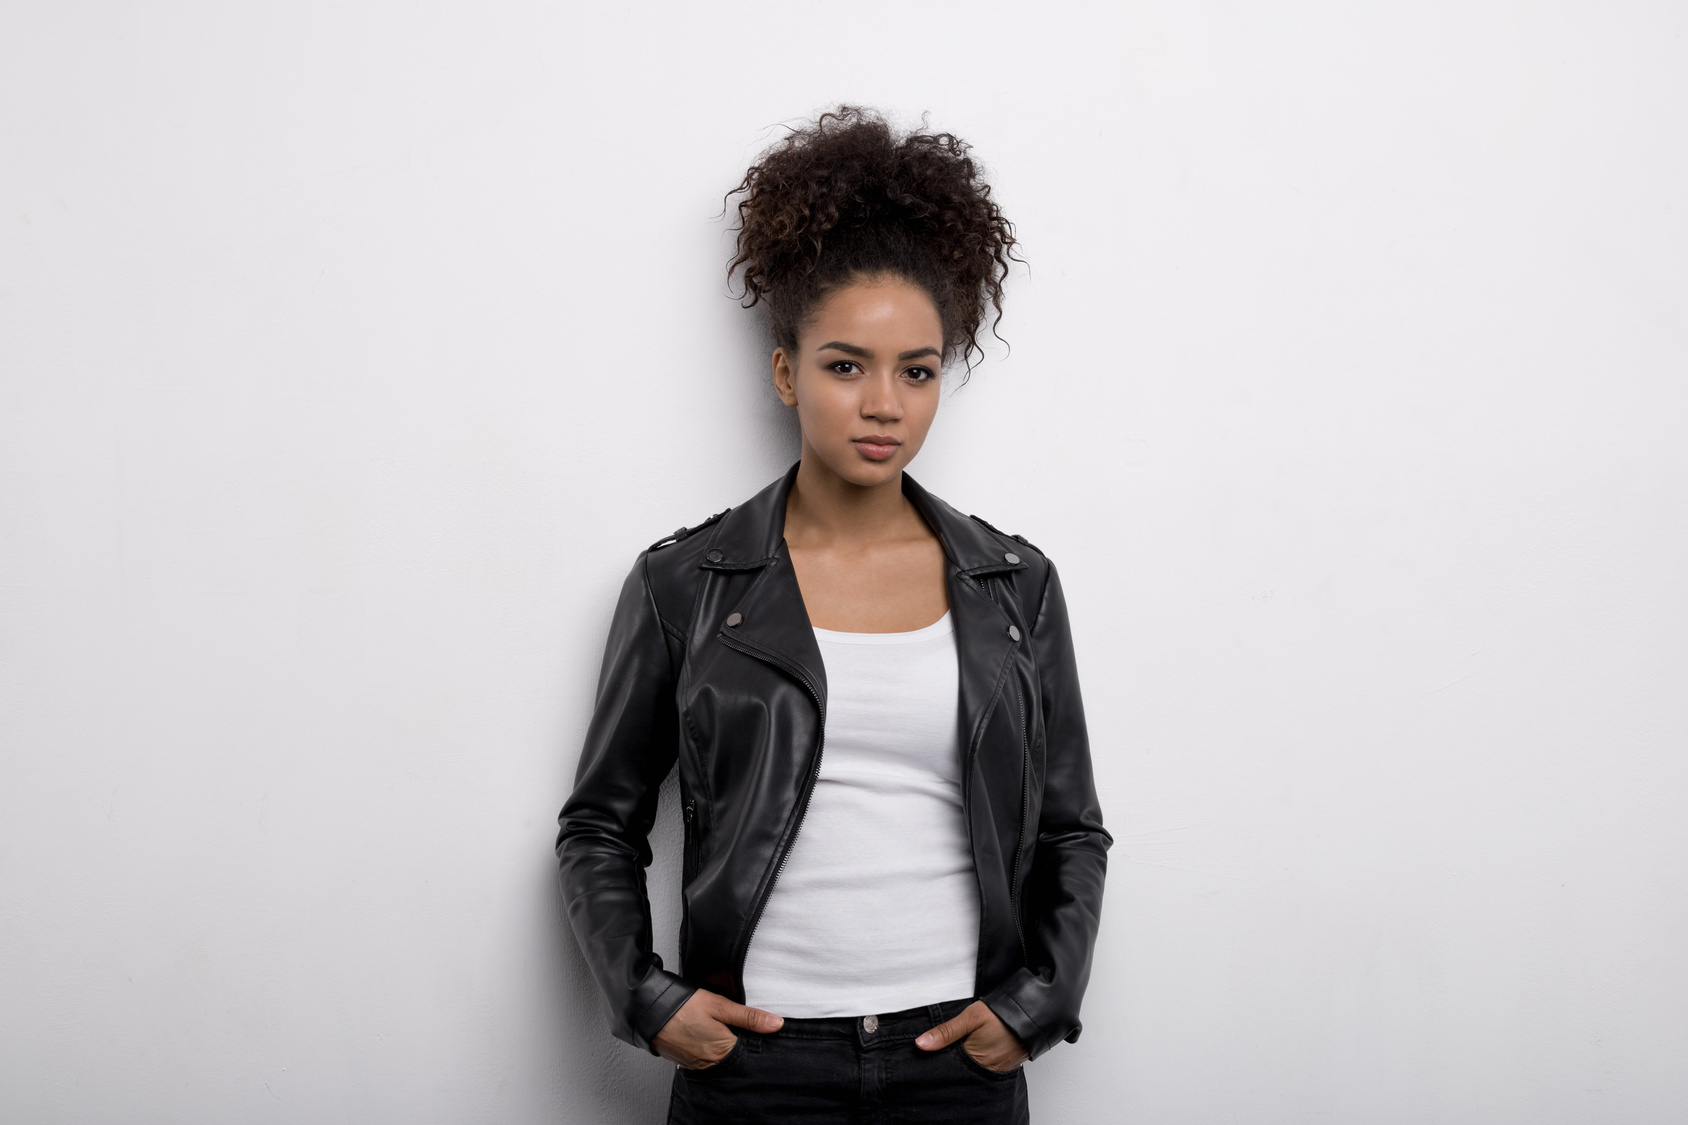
[648,508,730,552]
[968,513,1044,558]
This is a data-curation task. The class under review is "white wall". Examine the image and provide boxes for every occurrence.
[3,2,1685,1122]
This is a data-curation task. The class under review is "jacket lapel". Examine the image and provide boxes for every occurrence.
[902,474,1027,760]
[700,465,827,707]
[719,543,827,709]
[948,571,1018,758]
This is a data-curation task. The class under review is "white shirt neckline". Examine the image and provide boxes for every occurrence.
[811,610,954,646]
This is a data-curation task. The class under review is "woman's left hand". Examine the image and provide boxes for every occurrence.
[914,1000,1028,1072]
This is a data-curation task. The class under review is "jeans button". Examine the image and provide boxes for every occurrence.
[862,1015,879,1034]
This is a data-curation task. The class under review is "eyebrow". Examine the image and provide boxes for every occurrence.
[816,342,943,362]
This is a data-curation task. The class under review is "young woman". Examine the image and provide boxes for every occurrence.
[556,108,1110,1124]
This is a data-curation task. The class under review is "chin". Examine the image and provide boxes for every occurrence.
[838,456,903,487]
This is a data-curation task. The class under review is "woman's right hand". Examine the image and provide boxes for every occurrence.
[652,988,784,1069]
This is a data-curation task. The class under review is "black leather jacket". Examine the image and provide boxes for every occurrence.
[556,467,1110,1060]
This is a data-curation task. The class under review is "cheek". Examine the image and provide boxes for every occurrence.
[907,390,942,436]
[796,381,852,438]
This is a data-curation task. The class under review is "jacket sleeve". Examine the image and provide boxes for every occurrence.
[983,561,1113,1059]
[556,553,697,1052]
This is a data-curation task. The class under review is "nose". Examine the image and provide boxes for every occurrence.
[860,369,904,422]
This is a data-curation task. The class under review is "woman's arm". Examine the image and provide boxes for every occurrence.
[981,561,1113,1059]
[555,554,697,1052]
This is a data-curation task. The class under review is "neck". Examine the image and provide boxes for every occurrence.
[783,448,916,549]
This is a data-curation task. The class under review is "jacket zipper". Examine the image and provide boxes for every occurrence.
[1009,683,1030,962]
[717,632,827,987]
[681,800,697,950]
[970,573,1030,969]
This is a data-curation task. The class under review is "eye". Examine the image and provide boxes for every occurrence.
[827,360,862,375]
[904,366,936,384]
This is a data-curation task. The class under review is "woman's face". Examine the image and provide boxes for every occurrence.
[772,275,945,490]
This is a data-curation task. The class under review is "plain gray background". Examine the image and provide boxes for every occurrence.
[3,1,1685,1122]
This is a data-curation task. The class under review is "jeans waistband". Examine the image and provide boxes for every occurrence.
[763,997,975,1047]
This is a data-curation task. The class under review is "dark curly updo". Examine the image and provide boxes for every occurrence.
[727,107,1018,374]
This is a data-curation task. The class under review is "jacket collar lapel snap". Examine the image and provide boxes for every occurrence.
[704,464,827,706]
[717,541,828,709]
[698,464,798,573]
[900,474,1030,581]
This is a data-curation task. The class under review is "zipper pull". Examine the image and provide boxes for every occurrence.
[683,801,696,824]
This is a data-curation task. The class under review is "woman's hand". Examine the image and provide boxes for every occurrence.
[915,1000,1028,1072]
[652,989,784,1069]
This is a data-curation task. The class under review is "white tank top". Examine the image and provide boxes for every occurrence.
[740,611,980,1017]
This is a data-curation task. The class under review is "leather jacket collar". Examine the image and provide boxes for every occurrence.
[699,464,1032,746]
[699,462,1030,579]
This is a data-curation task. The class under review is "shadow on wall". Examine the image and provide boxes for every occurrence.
[543,771,686,1125]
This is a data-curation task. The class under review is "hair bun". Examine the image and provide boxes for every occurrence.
[728,107,1017,372]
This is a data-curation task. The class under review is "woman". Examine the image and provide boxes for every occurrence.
[557,108,1109,1124]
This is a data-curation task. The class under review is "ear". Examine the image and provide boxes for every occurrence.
[772,348,799,407]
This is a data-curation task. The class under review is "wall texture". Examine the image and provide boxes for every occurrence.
[3,2,1685,1122]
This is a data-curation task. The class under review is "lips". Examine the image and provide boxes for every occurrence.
[852,435,901,462]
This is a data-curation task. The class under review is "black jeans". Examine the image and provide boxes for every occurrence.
[666,997,1030,1125]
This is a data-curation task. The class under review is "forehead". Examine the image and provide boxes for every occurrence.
[805,277,943,343]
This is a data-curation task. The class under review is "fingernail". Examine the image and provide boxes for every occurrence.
[916,1035,930,1048]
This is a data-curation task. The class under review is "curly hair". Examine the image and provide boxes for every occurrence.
[727,107,1018,375]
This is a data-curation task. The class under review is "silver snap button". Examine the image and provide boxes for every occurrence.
[1004,552,1020,564]
[726,612,743,627]
[706,549,724,562]
[1007,625,1021,642]
[862,1015,878,1034]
